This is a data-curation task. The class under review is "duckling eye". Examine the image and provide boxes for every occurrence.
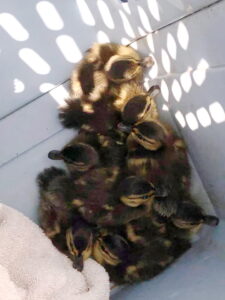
[190,222,197,226]
[136,133,143,140]
[100,243,106,251]
[142,195,148,200]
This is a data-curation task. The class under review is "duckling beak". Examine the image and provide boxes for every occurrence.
[140,56,154,68]
[117,122,132,133]
[202,215,219,226]
[73,255,84,272]
[48,150,63,160]
[155,186,168,198]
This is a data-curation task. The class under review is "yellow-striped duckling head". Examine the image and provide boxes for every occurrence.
[172,201,219,233]
[66,217,94,271]
[118,176,168,208]
[48,142,99,173]
[120,86,160,125]
[104,55,154,84]
[119,120,167,151]
[93,232,130,266]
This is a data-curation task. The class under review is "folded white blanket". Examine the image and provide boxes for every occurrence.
[0,204,110,300]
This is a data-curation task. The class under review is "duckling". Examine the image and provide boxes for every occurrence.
[66,214,95,271]
[48,125,126,179]
[104,235,191,284]
[104,54,154,84]
[93,231,130,267]
[48,142,99,179]
[118,119,191,219]
[120,119,219,232]
[60,43,154,130]
[110,81,159,118]
[119,84,160,125]
[37,167,73,238]
[59,94,120,134]
[78,176,167,227]
[150,190,219,242]
[70,42,151,101]
[124,213,167,246]
[37,163,125,228]
[170,199,219,236]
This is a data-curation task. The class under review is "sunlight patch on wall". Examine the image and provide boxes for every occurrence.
[180,70,192,93]
[121,2,131,14]
[77,0,95,26]
[172,79,182,102]
[161,49,171,73]
[209,102,225,124]
[196,107,211,128]
[175,111,186,128]
[186,112,199,131]
[160,79,169,102]
[36,1,64,30]
[19,48,50,74]
[143,79,150,91]
[167,33,177,60]
[119,10,135,38]
[192,59,209,86]
[148,56,158,79]
[162,104,169,111]
[121,37,138,49]
[97,0,114,29]
[56,35,82,63]
[13,79,25,93]
[147,0,160,21]
[146,34,155,53]
[97,30,110,43]
[177,22,189,50]
[137,5,152,32]
[138,26,147,36]
[40,82,55,93]
[40,83,69,105]
[0,13,29,41]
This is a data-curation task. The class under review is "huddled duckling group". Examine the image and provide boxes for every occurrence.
[37,42,219,285]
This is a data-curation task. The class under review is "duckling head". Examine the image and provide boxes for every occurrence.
[118,176,168,207]
[66,223,94,271]
[118,120,166,151]
[48,143,99,172]
[122,94,152,125]
[172,201,219,232]
[105,55,143,83]
[93,233,130,266]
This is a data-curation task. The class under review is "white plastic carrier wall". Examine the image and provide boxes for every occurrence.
[0,1,225,299]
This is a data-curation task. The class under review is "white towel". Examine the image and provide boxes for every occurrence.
[0,204,110,300]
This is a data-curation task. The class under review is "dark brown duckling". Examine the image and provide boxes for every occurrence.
[37,164,125,228]
[118,119,191,219]
[37,167,73,238]
[110,81,159,117]
[151,194,219,241]
[104,235,191,284]
[81,176,167,227]
[48,142,99,179]
[120,85,160,126]
[66,215,95,271]
[48,125,126,179]
[171,199,219,235]
[93,231,130,267]
[104,54,153,84]
[69,42,146,101]
[59,94,120,134]
[61,43,154,131]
